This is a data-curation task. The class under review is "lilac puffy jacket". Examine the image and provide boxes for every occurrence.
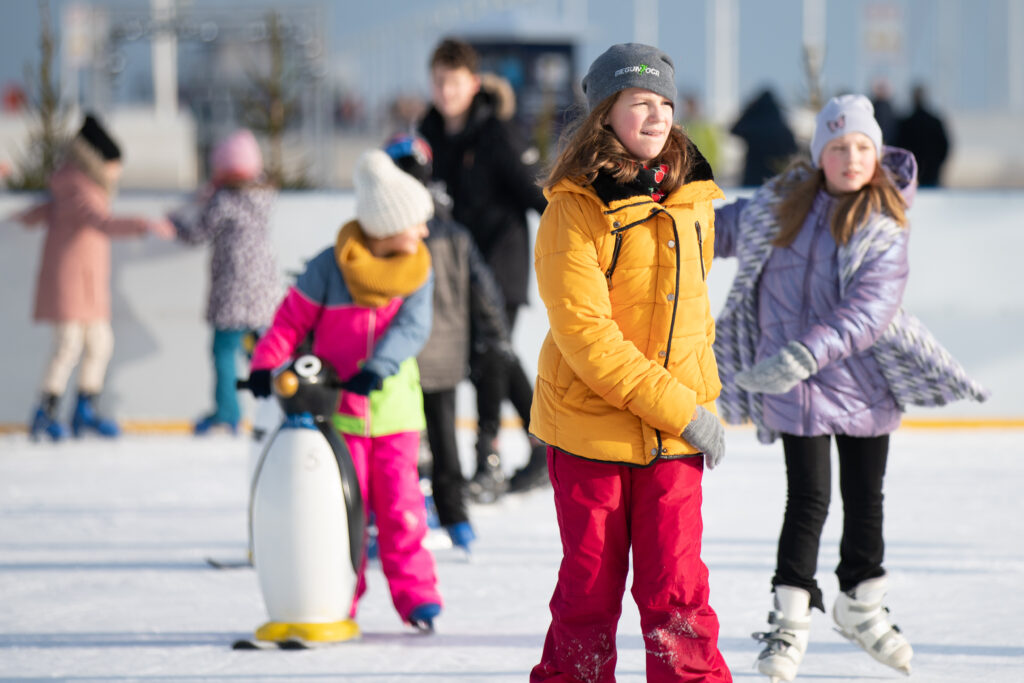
[715,148,917,437]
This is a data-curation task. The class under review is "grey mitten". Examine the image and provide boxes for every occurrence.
[735,341,818,395]
[682,405,726,470]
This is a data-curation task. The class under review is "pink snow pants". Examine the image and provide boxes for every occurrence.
[531,447,732,683]
[344,431,442,621]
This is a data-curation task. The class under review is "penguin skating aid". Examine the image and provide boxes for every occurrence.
[234,355,365,648]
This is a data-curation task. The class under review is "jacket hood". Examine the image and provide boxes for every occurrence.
[478,73,516,122]
[881,145,918,208]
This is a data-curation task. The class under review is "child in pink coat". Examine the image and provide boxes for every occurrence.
[18,114,174,440]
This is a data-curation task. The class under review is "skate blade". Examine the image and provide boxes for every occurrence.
[833,627,913,676]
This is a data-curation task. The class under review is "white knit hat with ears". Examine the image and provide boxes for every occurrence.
[353,149,434,238]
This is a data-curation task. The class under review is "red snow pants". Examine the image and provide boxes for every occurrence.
[531,447,731,683]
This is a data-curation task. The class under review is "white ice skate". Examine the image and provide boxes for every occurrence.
[832,575,913,675]
[752,586,811,683]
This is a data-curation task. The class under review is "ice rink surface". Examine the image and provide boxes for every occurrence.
[1,424,1022,682]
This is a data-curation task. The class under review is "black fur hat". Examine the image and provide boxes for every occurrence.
[78,114,122,161]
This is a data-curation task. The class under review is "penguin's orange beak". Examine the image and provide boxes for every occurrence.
[274,370,299,398]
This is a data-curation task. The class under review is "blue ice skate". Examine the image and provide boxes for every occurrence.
[408,602,441,633]
[71,393,120,438]
[29,398,67,442]
[446,521,476,552]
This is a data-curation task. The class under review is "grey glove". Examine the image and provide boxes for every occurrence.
[735,341,818,395]
[682,406,725,470]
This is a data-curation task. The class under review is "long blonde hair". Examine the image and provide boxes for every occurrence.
[543,96,692,194]
[773,160,908,247]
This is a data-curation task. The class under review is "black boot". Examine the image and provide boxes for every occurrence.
[467,432,506,504]
[508,437,550,493]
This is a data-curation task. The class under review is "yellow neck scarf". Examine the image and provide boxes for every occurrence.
[334,221,431,308]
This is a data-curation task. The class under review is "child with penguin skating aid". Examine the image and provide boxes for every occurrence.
[249,150,443,634]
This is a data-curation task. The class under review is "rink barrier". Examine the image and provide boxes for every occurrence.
[3,416,1023,436]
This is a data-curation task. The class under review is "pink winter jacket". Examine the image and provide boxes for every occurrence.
[26,163,150,323]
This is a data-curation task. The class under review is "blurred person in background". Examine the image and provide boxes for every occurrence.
[730,87,798,186]
[15,114,175,441]
[895,83,950,187]
[418,37,549,502]
[869,78,899,145]
[384,132,512,553]
[168,129,281,435]
[713,94,987,681]
[681,92,722,175]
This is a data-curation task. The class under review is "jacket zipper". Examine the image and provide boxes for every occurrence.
[654,208,682,462]
[604,214,654,286]
[695,220,706,281]
[605,232,624,286]
[800,223,825,434]
[364,309,376,437]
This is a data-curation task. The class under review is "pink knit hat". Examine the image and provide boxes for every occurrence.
[210,130,263,185]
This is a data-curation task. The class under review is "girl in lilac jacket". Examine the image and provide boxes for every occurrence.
[713,95,987,681]
[248,151,442,633]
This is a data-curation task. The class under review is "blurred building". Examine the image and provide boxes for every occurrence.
[1,0,1022,188]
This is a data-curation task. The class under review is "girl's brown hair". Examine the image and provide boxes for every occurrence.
[543,96,692,194]
[773,159,908,247]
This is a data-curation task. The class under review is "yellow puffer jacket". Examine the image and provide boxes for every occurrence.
[530,174,724,466]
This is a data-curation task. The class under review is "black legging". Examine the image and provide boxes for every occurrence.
[422,388,468,527]
[472,303,534,442]
[772,433,889,611]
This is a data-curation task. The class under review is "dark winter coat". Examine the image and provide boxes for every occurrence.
[418,87,547,307]
[417,197,510,392]
[170,186,281,330]
[895,105,950,187]
[730,89,798,186]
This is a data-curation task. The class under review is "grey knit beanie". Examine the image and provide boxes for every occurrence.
[810,94,883,167]
[582,43,676,112]
[354,150,434,239]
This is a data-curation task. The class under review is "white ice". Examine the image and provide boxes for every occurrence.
[2,423,1022,682]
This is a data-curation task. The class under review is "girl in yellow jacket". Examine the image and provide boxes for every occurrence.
[529,44,731,683]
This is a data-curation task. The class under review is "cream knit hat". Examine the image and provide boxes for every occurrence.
[354,149,434,238]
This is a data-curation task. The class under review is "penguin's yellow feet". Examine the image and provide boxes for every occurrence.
[255,619,360,644]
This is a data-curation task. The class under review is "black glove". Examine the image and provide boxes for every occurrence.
[342,368,384,396]
[248,369,273,398]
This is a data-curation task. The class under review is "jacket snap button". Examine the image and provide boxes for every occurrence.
[613,221,621,228]
[667,293,675,301]
[668,240,675,248]
[658,350,666,357]
[650,448,658,456]
[661,448,667,454]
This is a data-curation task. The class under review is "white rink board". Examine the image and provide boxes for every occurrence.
[0,188,1021,423]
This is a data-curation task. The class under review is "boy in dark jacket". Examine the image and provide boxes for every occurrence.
[384,133,512,548]
[418,38,549,499]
